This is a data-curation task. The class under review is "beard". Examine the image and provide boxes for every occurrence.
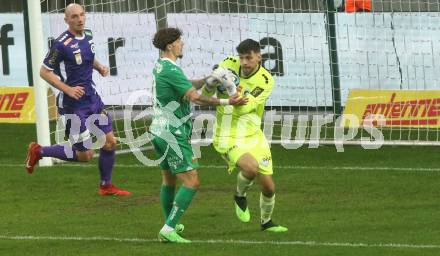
[178,54,183,59]
[242,68,252,76]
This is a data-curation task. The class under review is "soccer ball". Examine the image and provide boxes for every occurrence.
[217,69,240,94]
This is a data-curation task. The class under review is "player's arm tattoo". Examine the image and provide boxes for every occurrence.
[185,87,220,106]
[190,77,209,90]
[192,94,220,106]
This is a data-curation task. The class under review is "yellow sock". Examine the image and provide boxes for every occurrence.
[260,193,275,224]
[236,172,253,196]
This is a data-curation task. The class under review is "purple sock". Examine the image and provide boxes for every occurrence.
[99,149,115,185]
[41,144,77,161]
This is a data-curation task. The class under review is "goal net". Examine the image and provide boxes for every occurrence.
[38,0,440,159]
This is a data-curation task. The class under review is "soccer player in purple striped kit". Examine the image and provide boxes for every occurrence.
[25,3,130,196]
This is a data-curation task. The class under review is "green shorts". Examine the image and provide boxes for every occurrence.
[151,132,199,174]
[213,130,273,175]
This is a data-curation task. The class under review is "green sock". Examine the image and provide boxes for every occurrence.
[165,186,197,228]
[160,184,175,219]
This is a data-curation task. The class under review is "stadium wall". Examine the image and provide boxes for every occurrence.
[1,12,440,107]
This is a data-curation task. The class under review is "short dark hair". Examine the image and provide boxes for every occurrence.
[152,27,182,51]
[236,39,261,54]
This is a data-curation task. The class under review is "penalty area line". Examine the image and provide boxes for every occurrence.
[0,235,439,249]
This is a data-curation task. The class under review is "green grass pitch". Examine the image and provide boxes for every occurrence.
[1,123,440,255]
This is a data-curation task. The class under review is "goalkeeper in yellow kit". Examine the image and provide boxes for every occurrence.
[203,39,287,232]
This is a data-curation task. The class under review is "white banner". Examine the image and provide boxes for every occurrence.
[0,14,28,86]
[2,12,440,107]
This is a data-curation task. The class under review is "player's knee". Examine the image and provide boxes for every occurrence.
[240,161,259,178]
[191,178,201,190]
[184,175,200,190]
[77,150,94,162]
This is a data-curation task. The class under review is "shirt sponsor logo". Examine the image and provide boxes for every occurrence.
[74,53,82,65]
[73,49,82,65]
[63,37,73,46]
[250,86,264,97]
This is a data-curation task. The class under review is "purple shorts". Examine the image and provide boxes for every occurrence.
[60,94,113,151]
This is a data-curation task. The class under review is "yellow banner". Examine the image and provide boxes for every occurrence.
[0,87,35,123]
[342,89,440,128]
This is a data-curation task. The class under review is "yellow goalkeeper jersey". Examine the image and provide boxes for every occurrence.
[203,56,274,139]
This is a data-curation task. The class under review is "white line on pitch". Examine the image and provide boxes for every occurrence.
[0,235,439,249]
[2,163,440,172]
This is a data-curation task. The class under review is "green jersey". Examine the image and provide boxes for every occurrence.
[150,58,193,137]
[202,56,274,139]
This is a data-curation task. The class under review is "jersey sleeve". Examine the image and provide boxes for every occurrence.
[42,42,64,70]
[167,67,193,98]
[236,72,274,115]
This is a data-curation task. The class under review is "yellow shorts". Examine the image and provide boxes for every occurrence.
[213,131,273,175]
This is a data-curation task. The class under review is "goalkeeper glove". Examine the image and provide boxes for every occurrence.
[210,67,238,96]
[204,65,221,92]
[204,76,219,92]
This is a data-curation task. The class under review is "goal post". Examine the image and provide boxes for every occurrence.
[32,0,440,159]
[25,0,52,166]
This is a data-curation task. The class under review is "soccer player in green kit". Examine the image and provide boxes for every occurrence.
[151,28,247,243]
[202,39,288,233]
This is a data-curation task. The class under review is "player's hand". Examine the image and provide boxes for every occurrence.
[98,65,109,77]
[205,67,231,92]
[228,95,248,106]
[211,67,238,95]
[211,67,231,84]
[66,86,85,100]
